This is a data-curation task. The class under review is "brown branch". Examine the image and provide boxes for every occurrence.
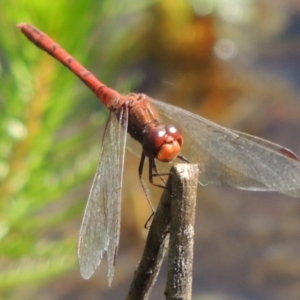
[126,164,199,300]
[165,164,199,300]
[125,165,173,300]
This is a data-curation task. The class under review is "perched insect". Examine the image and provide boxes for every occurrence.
[18,23,300,285]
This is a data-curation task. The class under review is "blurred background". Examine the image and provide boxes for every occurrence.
[1,0,300,299]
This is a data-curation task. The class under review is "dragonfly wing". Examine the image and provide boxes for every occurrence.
[106,107,128,285]
[150,99,300,197]
[231,129,299,161]
[78,108,128,285]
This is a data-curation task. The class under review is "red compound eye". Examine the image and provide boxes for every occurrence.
[165,124,183,146]
[142,127,166,158]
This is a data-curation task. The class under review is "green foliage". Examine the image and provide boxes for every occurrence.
[0,0,155,297]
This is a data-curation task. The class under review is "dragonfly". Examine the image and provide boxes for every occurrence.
[18,23,300,285]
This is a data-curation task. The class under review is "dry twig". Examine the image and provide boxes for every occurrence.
[126,164,199,300]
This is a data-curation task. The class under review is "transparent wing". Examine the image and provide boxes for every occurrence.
[231,129,299,161]
[78,108,128,285]
[150,98,300,197]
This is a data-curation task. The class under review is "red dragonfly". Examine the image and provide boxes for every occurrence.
[18,23,300,285]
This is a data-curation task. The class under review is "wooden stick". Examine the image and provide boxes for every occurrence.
[126,165,174,300]
[165,164,199,300]
[126,164,199,300]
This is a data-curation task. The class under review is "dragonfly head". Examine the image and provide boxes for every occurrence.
[142,124,183,162]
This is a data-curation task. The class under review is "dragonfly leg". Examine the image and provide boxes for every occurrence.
[144,212,155,229]
[149,158,172,188]
[177,154,203,176]
[138,152,155,213]
[177,154,190,163]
